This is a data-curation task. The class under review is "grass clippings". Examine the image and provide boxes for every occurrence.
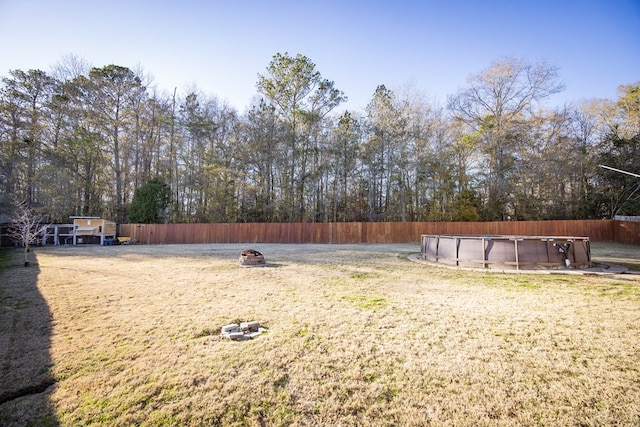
[1,242,639,426]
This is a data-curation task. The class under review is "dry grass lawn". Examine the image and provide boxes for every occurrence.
[1,242,639,426]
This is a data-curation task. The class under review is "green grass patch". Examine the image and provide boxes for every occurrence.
[349,271,381,280]
[596,282,640,298]
[342,295,388,310]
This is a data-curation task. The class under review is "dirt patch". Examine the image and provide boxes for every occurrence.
[1,242,639,426]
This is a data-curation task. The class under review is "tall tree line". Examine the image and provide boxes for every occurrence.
[1,53,638,224]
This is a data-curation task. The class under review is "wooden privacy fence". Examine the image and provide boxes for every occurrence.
[117,220,638,245]
[614,220,640,245]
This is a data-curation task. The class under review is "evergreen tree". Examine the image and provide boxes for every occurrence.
[128,178,170,223]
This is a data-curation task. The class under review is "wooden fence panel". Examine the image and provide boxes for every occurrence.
[116,220,630,245]
[614,221,640,245]
[334,222,362,243]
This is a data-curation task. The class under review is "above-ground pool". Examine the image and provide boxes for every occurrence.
[421,234,591,270]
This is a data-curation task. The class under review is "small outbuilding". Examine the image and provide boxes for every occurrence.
[71,217,117,245]
[42,217,117,246]
[41,223,75,245]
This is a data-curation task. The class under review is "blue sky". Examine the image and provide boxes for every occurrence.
[1,0,639,113]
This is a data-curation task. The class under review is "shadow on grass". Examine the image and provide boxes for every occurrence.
[0,249,58,426]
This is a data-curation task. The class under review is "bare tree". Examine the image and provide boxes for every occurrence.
[448,57,565,219]
[50,53,91,82]
[7,200,46,266]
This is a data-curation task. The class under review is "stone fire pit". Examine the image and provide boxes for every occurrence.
[238,249,266,267]
[221,321,267,340]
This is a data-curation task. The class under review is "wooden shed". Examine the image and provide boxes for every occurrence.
[71,217,117,245]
